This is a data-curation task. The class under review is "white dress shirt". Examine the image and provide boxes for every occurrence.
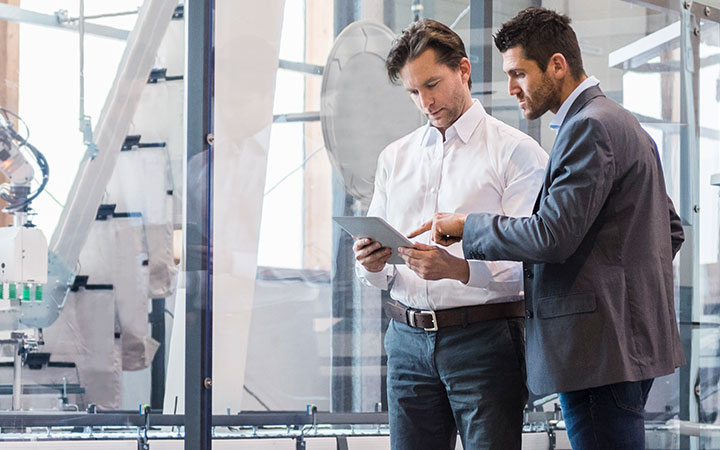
[549,76,600,130]
[357,100,548,310]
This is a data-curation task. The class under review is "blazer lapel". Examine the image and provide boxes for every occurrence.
[532,85,607,214]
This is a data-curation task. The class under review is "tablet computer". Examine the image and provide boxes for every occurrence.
[333,216,412,265]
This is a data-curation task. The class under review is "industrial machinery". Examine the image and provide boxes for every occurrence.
[0,108,49,302]
[0,108,50,411]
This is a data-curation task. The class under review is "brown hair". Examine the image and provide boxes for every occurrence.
[386,19,471,90]
[494,7,585,80]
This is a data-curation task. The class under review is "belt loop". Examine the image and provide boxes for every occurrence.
[460,307,468,329]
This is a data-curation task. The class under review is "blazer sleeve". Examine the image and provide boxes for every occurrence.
[668,195,684,258]
[464,138,546,290]
[462,117,615,264]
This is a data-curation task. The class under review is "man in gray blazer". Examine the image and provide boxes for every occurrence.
[400,7,685,450]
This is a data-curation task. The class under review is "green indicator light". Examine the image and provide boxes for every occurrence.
[22,286,30,301]
[35,285,42,301]
[0,285,4,299]
[8,284,16,299]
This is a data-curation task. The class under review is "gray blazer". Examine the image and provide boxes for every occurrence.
[462,86,686,395]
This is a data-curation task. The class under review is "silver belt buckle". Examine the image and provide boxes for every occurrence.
[407,309,438,331]
[423,310,438,331]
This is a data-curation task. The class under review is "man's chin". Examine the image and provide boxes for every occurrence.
[522,109,542,121]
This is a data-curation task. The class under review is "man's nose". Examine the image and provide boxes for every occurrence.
[508,79,520,96]
[418,90,432,109]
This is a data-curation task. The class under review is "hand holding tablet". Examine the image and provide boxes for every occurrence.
[333,216,413,265]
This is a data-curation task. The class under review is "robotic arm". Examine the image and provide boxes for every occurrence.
[0,125,33,185]
[0,112,48,215]
[0,109,50,301]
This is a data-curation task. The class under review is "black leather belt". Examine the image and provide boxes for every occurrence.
[383,298,525,331]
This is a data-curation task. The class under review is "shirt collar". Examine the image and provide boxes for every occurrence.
[549,76,600,131]
[423,99,486,144]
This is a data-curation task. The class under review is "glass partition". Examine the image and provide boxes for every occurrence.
[1,0,719,448]
[0,0,183,419]
[696,14,720,449]
[238,0,704,447]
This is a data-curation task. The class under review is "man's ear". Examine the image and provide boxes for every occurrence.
[459,57,472,84]
[548,53,568,80]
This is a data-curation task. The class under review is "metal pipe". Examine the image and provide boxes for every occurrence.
[12,341,21,410]
[65,9,140,22]
[0,4,129,40]
[78,0,85,134]
[12,211,26,227]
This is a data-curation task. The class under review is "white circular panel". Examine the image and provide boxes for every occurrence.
[321,20,425,209]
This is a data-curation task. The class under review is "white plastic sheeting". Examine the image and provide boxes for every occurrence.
[42,288,121,410]
[211,0,287,413]
[105,147,177,299]
[163,0,286,413]
[241,272,332,411]
[42,216,158,409]
[39,0,182,403]
[129,17,186,229]
[17,0,178,331]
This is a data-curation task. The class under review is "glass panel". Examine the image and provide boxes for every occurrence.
[5,0,703,443]
[486,4,688,445]
[241,1,695,440]
[697,16,720,449]
[0,0,183,420]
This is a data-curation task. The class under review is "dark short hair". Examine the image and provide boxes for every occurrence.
[494,7,585,80]
[386,19,471,90]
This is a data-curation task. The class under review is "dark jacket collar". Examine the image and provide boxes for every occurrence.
[559,85,605,130]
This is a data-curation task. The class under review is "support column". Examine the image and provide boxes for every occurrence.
[184,0,213,448]
[330,0,360,414]
[678,4,701,450]
[470,0,493,111]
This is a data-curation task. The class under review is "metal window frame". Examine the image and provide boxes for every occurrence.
[184,0,214,449]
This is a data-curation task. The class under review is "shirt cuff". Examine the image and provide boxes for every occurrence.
[464,260,492,288]
[356,263,395,290]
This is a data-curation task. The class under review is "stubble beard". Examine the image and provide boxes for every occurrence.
[524,73,560,121]
[434,91,468,131]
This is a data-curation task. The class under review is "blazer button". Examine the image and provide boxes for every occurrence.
[524,269,534,279]
[525,309,534,319]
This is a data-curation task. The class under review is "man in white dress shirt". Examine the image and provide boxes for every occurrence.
[352,19,548,450]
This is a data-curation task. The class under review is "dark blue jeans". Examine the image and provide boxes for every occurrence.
[559,379,654,450]
[385,317,528,450]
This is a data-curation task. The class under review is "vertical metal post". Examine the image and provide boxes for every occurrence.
[185,0,214,448]
[331,0,360,413]
[150,298,166,410]
[679,3,701,449]
[331,174,356,413]
[12,340,21,411]
[469,0,493,111]
[524,0,543,143]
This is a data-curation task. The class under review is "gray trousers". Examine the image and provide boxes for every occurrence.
[385,317,528,450]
